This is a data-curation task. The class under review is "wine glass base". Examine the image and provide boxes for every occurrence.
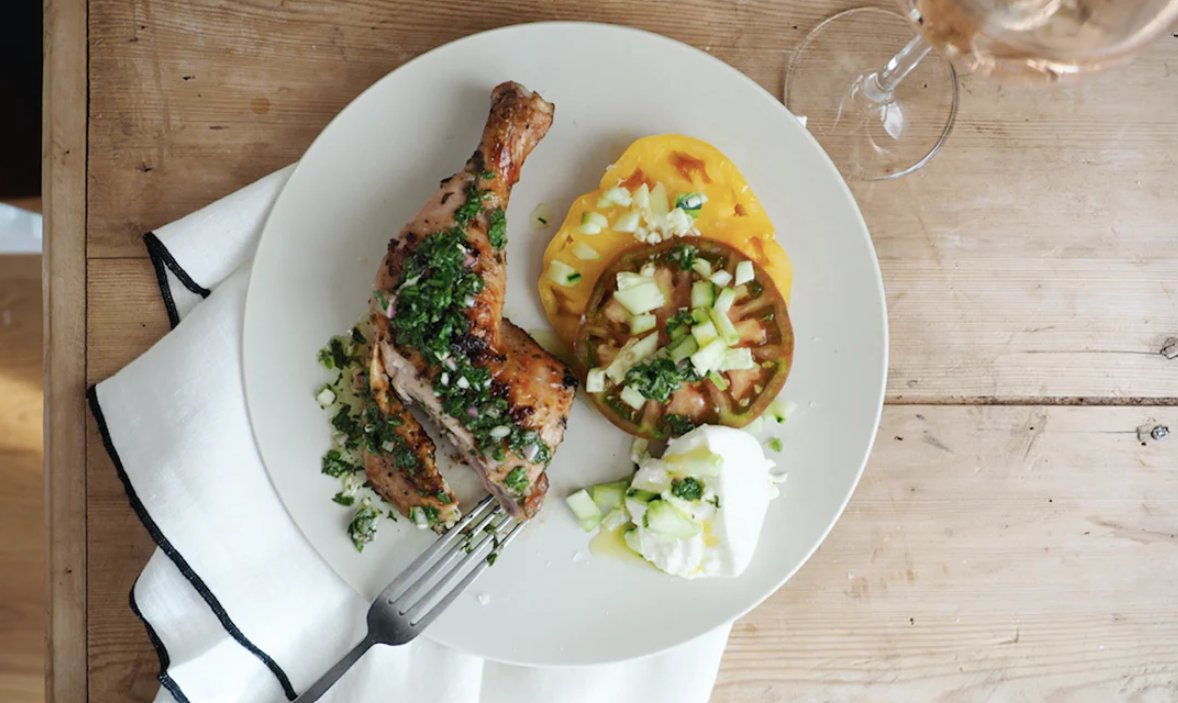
[785,8,958,181]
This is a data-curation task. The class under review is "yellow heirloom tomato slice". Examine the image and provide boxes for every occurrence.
[539,135,793,347]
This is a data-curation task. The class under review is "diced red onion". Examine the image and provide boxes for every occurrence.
[386,301,396,318]
[463,253,477,267]
[467,406,479,419]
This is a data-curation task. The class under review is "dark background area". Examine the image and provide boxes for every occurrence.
[1,3,43,198]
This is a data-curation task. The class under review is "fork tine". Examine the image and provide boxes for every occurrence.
[406,520,528,632]
[392,500,505,609]
[378,495,496,602]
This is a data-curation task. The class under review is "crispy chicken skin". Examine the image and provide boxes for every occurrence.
[369,82,576,520]
[362,340,460,530]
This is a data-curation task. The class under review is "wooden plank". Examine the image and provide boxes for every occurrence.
[85,258,169,384]
[83,0,1178,401]
[0,255,46,703]
[714,405,1178,702]
[44,0,89,701]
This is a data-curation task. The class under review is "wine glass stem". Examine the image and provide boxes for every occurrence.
[862,33,933,102]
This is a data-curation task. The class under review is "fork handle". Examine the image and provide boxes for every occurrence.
[293,634,377,702]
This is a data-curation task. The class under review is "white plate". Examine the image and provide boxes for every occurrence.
[244,22,886,667]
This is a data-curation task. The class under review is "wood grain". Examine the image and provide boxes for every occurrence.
[44,0,89,702]
[714,406,1178,703]
[0,256,46,703]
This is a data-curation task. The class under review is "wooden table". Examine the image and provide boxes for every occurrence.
[45,1,1178,700]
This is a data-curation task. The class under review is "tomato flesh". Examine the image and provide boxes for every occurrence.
[574,238,794,440]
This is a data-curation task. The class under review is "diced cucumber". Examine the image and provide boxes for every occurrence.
[623,527,643,554]
[316,385,337,407]
[768,395,796,424]
[639,262,657,278]
[578,222,602,235]
[664,445,724,477]
[410,506,430,529]
[632,462,672,493]
[601,508,631,530]
[582,211,608,228]
[631,183,651,210]
[597,186,633,208]
[734,260,755,286]
[617,271,650,290]
[665,208,693,236]
[572,242,601,261]
[530,202,551,229]
[630,313,657,335]
[708,307,741,346]
[690,320,718,347]
[707,371,729,391]
[546,260,582,287]
[643,500,701,540]
[650,183,670,219]
[767,437,784,453]
[674,192,708,218]
[620,385,647,410]
[690,338,729,376]
[668,335,700,363]
[614,281,666,316]
[590,480,629,512]
[744,416,764,434]
[691,280,716,308]
[690,308,711,325]
[713,287,737,314]
[710,270,733,287]
[613,209,641,233]
[566,489,603,532]
[586,367,606,393]
[626,488,659,503]
[718,347,756,371]
[604,333,659,383]
[691,258,713,279]
[630,437,650,465]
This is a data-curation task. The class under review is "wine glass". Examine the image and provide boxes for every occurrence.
[785,1,1178,181]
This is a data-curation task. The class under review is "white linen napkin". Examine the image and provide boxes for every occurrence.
[89,165,733,703]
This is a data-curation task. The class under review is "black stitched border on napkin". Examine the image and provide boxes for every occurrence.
[88,385,298,701]
[129,582,192,703]
[144,231,212,329]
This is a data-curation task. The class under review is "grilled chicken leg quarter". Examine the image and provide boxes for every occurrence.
[370,82,576,521]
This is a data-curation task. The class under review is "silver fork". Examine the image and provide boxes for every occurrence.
[294,495,524,702]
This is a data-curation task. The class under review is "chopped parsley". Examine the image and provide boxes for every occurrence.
[386,510,398,521]
[626,357,699,403]
[318,335,359,370]
[389,225,551,467]
[747,280,763,297]
[321,449,357,478]
[537,217,548,225]
[332,492,356,506]
[487,207,507,250]
[708,496,721,509]
[390,227,485,361]
[486,552,499,566]
[503,466,530,495]
[478,170,495,180]
[454,183,487,227]
[437,491,453,505]
[671,477,704,501]
[662,414,696,437]
[351,326,367,345]
[767,437,783,453]
[347,502,380,552]
[666,243,698,271]
[665,309,695,338]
